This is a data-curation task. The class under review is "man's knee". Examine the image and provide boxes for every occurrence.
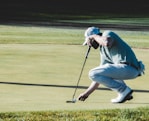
[89,67,104,79]
[89,69,106,84]
[89,69,100,80]
[89,69,95,80]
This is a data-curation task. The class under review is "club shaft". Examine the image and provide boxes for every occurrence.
[72,46,91,100]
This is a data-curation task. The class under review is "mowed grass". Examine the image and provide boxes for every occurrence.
[0,24,149,48]
[0,25,83,45]
[0,24,149,120]
[0,44,149,112]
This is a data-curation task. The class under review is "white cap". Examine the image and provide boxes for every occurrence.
[83,27,100,45]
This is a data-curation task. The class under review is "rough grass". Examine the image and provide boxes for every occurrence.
[0,107,149,121]
[58,17,149,26]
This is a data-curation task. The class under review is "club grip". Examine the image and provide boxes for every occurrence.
[85,46,91,59]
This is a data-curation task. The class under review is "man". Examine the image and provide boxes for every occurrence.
[78,27,145,103]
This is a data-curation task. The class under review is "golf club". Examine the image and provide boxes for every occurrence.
[66,46,91,103]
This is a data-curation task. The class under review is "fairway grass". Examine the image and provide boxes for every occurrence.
[0,24,149,48]
[0,44,148,112]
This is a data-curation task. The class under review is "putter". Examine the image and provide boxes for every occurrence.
[66,46,91,103]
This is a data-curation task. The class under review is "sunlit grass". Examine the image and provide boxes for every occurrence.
[0,25,149,48]
[0,107,149,121]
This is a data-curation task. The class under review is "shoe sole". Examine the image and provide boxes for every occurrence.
[119,90,133,103]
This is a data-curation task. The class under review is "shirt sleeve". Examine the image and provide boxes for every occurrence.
[102,30,115,48]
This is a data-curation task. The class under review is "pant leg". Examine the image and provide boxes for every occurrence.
[89,63,139,92]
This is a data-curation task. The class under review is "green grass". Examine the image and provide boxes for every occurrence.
[0,24,149,120]
[0,25,83,44]
[0,44,148,112]
[0,25,149,48]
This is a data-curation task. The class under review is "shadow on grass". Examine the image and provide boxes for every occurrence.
[0,81,149,93]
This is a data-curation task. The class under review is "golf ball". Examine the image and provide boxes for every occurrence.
[72,99,76,103]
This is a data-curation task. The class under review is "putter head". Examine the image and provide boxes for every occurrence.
[66,99,77,103]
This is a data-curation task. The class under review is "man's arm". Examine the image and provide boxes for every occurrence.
[88,35,114,47]
[77,81,100,101]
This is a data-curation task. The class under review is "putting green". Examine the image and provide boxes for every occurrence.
[0,44,148,112]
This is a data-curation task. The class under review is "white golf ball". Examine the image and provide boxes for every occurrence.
[72,99,76,102]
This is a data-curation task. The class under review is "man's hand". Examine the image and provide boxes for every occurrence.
[86,37,99,49]
[90,38,99,49]
[77,82,99,101]
[89,35,114,48]
[77,93,89,101]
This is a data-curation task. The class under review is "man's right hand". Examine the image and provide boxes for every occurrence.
[90,39,99,49]
[77,93,89,101]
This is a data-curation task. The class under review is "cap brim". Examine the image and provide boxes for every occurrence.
[82,37,88,46]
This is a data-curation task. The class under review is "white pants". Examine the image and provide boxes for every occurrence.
[89,64,139,93]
